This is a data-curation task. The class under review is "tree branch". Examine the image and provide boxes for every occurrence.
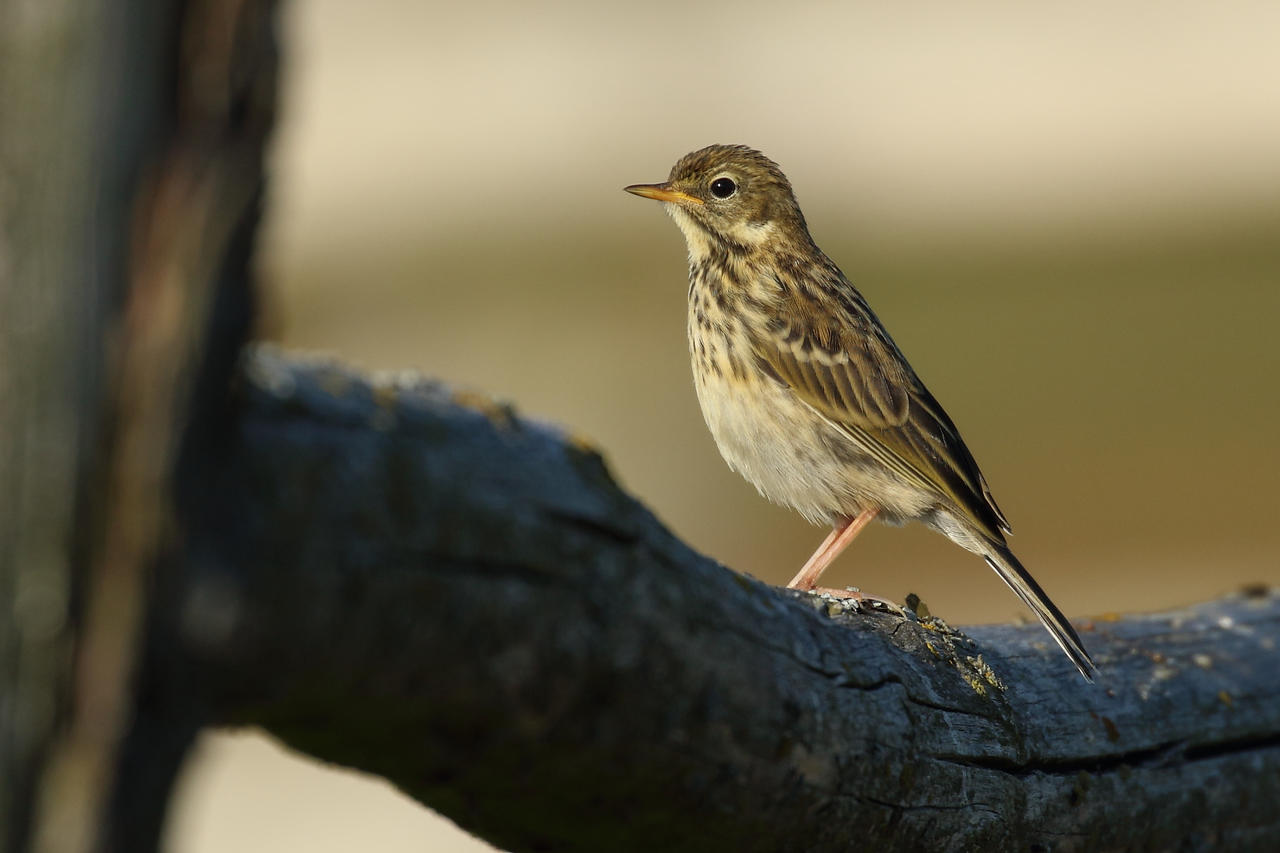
[154,347,1280,853]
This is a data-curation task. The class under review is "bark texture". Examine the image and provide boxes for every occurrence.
[164,348,1278,853]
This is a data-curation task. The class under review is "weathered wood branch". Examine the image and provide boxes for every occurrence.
[149,347,1279,853]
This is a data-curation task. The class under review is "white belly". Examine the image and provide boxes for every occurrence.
[689,334,937,528]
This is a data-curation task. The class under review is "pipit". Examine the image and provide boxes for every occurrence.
[626,144,1096,681]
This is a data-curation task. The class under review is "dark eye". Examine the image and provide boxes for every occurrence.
[710,177,737,199]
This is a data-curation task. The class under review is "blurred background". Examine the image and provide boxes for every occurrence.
[165,0,1280,849]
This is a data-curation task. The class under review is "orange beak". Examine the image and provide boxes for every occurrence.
[624,182,704,205]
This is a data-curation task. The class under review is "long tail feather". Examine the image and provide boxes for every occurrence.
[983,544,1097,682]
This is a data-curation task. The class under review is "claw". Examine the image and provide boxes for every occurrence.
[812,587,906,617]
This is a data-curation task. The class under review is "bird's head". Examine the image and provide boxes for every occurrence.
[625,144,811,255]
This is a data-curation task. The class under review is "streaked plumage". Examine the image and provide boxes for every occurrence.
[626,144,1096,681]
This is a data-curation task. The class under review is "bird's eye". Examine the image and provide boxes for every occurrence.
[710,177,737,199]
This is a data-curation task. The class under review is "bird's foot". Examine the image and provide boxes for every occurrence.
[808,586,906,617]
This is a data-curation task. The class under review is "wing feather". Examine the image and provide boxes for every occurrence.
[753,270,1010,537]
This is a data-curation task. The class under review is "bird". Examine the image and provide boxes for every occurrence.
[625,144,1096,681]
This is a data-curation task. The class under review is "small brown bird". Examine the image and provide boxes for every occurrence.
[626,144,1096,681]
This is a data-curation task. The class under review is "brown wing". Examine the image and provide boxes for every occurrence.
[753,271,1010,539]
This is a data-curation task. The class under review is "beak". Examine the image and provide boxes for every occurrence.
[624,182,704,206]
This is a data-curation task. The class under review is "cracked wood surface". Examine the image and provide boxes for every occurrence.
[154,347,1280,853]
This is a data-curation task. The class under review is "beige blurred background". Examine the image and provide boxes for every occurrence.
[165,0,1280,849]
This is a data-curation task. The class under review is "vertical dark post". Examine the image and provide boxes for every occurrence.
[0,1,274,850]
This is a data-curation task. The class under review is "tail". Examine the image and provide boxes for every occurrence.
[983,543,1097,682]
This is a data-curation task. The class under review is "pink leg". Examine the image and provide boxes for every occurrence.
[787,508,878,590]
[786,508,899,608]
